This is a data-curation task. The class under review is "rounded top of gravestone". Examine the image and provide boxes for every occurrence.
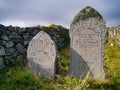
[72,6,103,24]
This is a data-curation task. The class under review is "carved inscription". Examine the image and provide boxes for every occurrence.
[69,7,106,79]
[73,29,101,48]
[27,31,56,79]
[72,28,101,66]
[29,39,55,64]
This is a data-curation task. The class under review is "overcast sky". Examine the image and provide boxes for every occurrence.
[0,0,120,28]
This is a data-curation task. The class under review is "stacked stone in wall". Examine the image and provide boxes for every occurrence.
[107,25,120,47]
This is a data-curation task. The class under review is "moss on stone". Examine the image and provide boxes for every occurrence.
[72,6,103,24]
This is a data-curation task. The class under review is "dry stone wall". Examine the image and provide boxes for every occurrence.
[107,25,120,47]
[0,24,69,68]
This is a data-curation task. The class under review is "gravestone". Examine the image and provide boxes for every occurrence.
[68,6,106,79]
[27,31,56,79]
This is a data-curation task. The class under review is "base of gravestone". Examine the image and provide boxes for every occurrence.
[98,72,105,79]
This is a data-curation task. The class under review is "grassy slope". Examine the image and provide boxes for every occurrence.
[0,43,120,90]
[104,43,120,89]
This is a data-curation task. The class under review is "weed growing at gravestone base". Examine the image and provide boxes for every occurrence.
[0,66,56,90]
[58,46,70,75]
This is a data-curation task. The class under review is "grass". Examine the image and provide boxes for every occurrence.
[0,66,56,90]
[0,43,120,90]
[58,46,70,75]
[104,43,120,89]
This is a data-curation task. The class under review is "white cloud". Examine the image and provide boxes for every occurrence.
[0,0,120,27]
[1,20,27,27]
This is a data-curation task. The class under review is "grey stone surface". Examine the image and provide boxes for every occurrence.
[69,7,106,79]
[0,57,4,68]
[6,41,14,48]
[15,43,26,54]
[27,31,56,79]
[1,35,9,40]
[23,40,30,46]
[9,32,18,39]
[108,25,120,47]
[0,46,5,56]
[5,48,15,55]
[1,40,6,46]
[23,33,29,39]
[17,55,24,62]
[5,55,15,65]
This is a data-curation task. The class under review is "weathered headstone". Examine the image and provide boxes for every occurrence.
[68,6,106,79]
[27,31,56,79]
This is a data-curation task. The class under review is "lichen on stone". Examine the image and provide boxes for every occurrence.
[72,6,103,24]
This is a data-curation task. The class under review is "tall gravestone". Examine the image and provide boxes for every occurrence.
[27,31,56,79]
[68,6,106,79]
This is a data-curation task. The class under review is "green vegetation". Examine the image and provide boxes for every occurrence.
[57,25,70,50]
[36,23,58,31]
[58,46,70,75]
[72,6,103,24]
[0,24,120,90]
[104,43,120,89]
[0,42,120,90]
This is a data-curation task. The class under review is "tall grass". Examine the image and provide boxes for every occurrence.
[0,43,120,90]
[104,43,120,89]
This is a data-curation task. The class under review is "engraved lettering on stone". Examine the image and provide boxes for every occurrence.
[69,7,106,79]
[27,31,56,79]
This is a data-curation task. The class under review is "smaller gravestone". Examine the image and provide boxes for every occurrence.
[27,31,56,79]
